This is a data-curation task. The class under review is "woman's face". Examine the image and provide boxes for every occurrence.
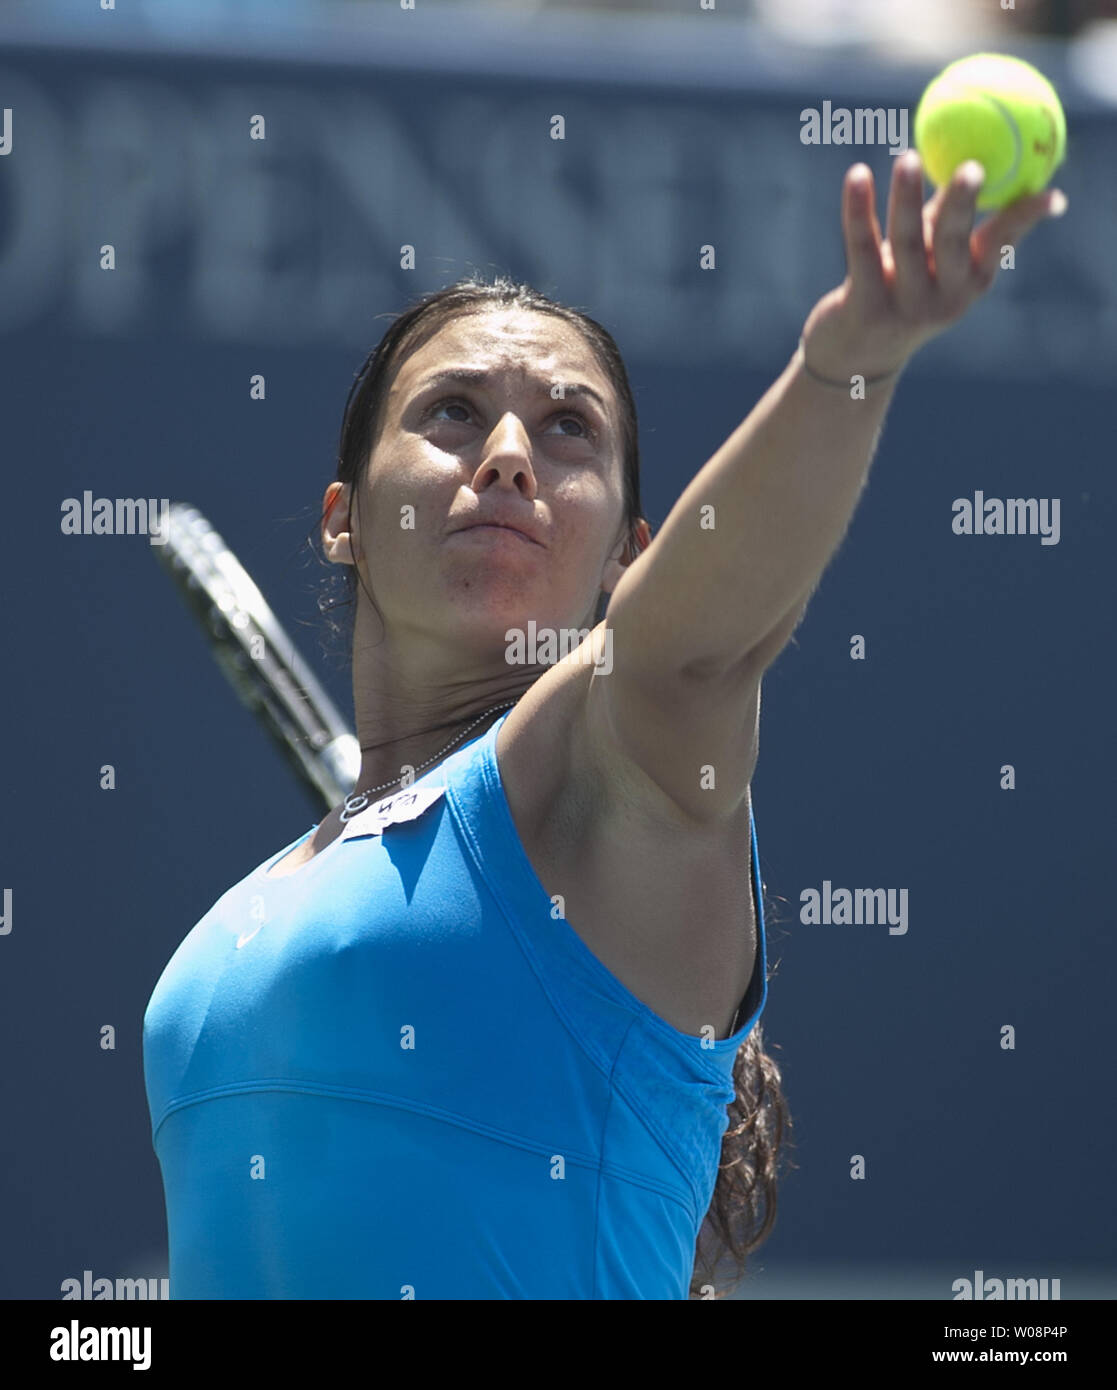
[332,306,633,660]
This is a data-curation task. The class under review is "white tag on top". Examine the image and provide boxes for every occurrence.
[339,783,447,841]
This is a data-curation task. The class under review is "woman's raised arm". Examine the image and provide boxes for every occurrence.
[586,150,1065,820]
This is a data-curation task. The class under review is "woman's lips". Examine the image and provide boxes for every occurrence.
[454,523,541,547]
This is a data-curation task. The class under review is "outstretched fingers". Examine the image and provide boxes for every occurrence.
[841,163,887,307]
[884,149,932,316]
[928,160,985,300]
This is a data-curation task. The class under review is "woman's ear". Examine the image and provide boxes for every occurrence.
[322,482,357,565]
[600,517,652,594]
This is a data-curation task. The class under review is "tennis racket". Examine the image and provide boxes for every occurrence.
[153,502,360,813]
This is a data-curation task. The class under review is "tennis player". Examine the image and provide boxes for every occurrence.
[143,153,1064,1300]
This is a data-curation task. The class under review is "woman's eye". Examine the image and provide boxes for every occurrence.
[426,399,472,424]
[545,414,592,439]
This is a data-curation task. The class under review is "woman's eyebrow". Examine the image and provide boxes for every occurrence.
[411,368,609,416]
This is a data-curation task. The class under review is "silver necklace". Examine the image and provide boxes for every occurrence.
[339,699,518,822]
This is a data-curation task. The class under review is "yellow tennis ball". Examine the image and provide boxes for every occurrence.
[914,52,1066,210]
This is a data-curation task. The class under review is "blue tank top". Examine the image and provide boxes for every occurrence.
[142,710,768,1299]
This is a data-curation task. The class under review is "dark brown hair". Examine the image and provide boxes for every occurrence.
[318,274,792,1298]
[319,273,645,646]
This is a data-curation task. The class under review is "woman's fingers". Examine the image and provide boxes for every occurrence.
[929,160,985,300]
[836,151,1066,358]
[884,149,931,314]
[841,163,887,305]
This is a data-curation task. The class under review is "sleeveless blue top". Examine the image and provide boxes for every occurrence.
[143,710,768,1299]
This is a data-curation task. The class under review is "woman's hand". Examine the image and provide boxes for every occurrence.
[800,149,1067,383]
